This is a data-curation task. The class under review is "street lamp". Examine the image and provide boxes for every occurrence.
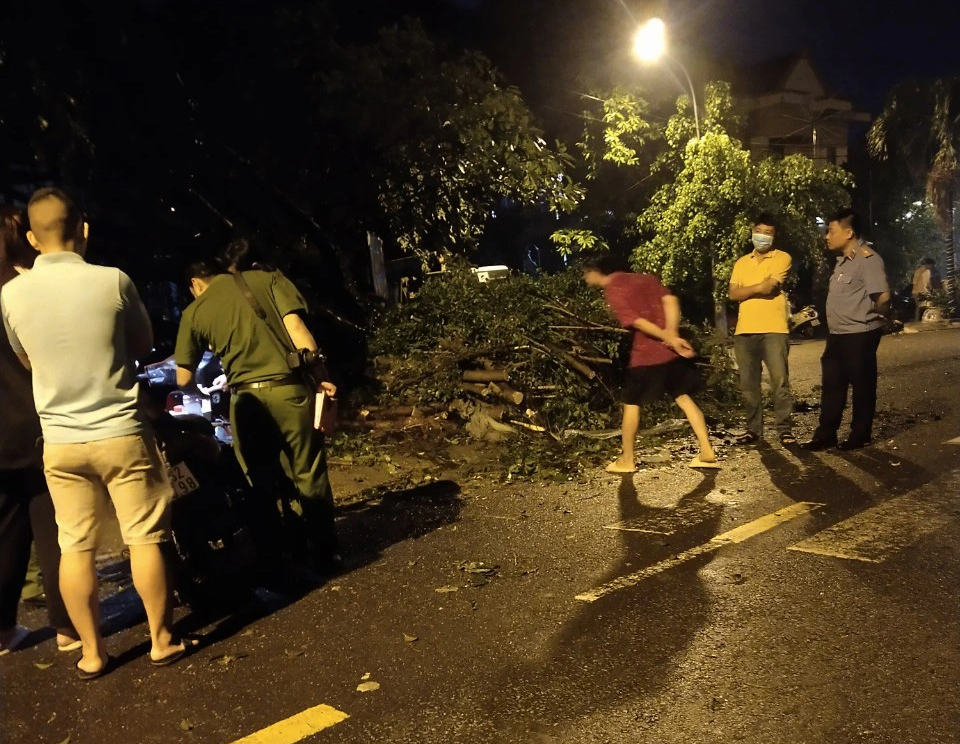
[632,18,701,140]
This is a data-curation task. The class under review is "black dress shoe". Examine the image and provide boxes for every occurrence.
[837,438,871,451]
[800,437,837,451]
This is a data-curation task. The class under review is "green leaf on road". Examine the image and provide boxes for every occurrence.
[179,720,194,732]
[33,662,54,670]
[435,585,459,593]
[284,648,306,657]
[356,681,381,693]
[403,633,419,643]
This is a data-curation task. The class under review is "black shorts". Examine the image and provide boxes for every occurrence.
[622,358,703,405]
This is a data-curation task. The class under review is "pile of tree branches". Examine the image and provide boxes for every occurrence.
[353,261,739,474]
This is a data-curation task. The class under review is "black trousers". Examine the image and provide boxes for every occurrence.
[0,468,72,633]
[813,329,883,444]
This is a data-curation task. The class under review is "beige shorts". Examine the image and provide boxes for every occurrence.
[43,431,173,553]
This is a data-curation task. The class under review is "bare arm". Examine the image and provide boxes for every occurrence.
[630,295,695,358]
[283,313,319,353]
[729,277,780,302]
[176,367,195,388]
[871,291,891,315]
[662,294,681,335]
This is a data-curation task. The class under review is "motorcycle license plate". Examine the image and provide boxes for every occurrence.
[167,462,201,498]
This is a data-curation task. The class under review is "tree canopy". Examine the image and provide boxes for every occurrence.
[553,81,853,325]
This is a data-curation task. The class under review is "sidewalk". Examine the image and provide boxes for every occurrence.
[900,319,960,333]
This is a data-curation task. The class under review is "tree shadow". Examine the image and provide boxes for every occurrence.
[487,472,723,739]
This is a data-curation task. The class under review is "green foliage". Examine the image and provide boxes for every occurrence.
[549,229,610,257]
[322,20,583,264]
[869,77,960,294]
[636,131,753,294]
[554,80,852,323]
[369,260,623,430]
[579,91,658,172]
[754,154,853,272]
[366,259,740,479]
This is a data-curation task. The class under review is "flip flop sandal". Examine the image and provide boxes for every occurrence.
[150,637,199,668]
[58,639,83,653]
[689,456,721,470]
[76,655,113,681]
[779,433,798,445]
[605,461,636,474]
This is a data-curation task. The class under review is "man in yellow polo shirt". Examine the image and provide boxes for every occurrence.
[728,213,794,445]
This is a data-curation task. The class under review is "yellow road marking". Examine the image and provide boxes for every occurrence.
[576,502,823,602]
[788,492,956,563]
[227,704,349,744]
[944,436,960,445]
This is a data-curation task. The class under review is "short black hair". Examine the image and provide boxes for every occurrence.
[827,207,862,238]
[580,253,629,276]
[26,186,83,243]
[921,257,936,266]
[184,257,225,283]
[753,212,777,229]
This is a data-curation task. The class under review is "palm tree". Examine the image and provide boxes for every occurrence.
[868,77,960,307]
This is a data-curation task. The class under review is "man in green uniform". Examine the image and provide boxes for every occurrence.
[175,253,340,576]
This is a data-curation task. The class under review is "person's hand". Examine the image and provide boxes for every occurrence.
[197,374,228,396]
[759,276,780,296]
[664,335,696,359]
[318,380,337,398]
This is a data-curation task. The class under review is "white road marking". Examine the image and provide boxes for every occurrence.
[943,436,960,445]
[788,489,957,563]
[576,502,823,602]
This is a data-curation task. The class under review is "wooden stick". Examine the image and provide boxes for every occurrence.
[462,369,509,382]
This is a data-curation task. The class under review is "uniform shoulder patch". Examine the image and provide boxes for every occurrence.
[860,247,874,257]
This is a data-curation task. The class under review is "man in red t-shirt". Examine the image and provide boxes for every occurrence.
[582,256,719,473]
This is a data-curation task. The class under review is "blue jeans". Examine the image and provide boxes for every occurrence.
[733,333,792,437]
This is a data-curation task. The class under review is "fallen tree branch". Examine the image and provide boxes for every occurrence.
[462,369,509,382]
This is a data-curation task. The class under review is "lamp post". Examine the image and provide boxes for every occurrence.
[632,18,701,140]
[632,19,726,331]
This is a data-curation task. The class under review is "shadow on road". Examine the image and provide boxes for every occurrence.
[759,442,934,532]
[488,472,722,740]
[67,480,464,666]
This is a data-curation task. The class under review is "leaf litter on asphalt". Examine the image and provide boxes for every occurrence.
[357,681,381,692]
[209,653,248,667]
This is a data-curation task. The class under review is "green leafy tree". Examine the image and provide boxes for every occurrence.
[869,77,960,304]
[553,81,852,329]
[319,21,582,265]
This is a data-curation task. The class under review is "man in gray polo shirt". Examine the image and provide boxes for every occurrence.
[802,207,890,451]
[1,187,193,679]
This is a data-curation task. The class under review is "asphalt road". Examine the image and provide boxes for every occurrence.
[3,329,959,744]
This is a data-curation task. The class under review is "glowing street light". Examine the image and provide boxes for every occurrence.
[632,18,665,62]
[632,18,701,140]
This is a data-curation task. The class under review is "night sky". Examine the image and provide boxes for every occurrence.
[432,0,960,114]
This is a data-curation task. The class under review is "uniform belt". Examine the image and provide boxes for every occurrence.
[232,375,304,392]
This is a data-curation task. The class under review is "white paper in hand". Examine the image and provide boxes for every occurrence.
[314,391,326,430]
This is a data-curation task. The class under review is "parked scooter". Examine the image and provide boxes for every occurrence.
[138,355,263,608]
[788,300,821,339]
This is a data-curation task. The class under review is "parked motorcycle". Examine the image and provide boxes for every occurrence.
[788,302,821,339]
[138,355,263,608]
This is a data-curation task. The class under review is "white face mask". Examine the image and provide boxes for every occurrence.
[751,232,774,252]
